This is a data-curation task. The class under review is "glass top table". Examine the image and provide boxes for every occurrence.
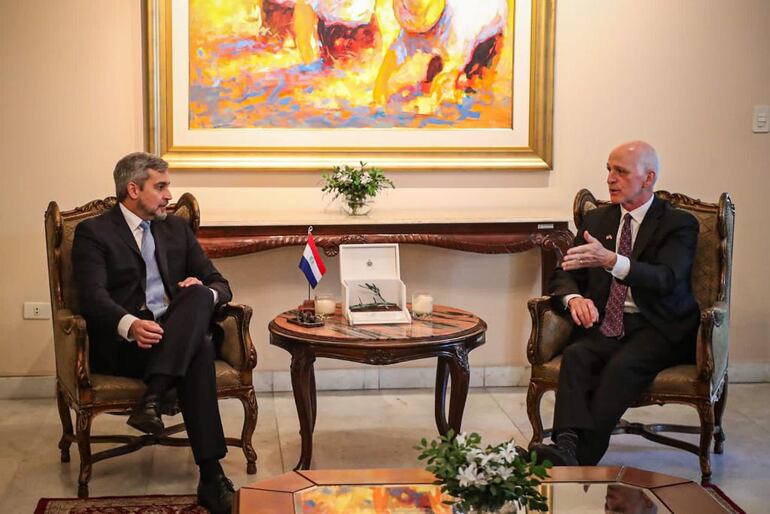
[236,467,730,513]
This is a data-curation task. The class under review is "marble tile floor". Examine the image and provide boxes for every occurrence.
[0,384,767,513]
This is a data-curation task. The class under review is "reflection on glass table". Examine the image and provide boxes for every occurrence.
[291,482,669,513]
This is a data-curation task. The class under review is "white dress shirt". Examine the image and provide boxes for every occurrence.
[116,203,217,341]
[563,195,655,313]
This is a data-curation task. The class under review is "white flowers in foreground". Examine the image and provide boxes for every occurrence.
[455,438,520,487]
[416,430,551,513]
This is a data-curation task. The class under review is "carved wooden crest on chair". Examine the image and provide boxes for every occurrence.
[44,193,258,497]
[526,189,735,484]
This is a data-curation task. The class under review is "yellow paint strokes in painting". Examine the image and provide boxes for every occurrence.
[188,0,515,128]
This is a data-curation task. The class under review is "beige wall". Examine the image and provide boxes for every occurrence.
[1,0,768,377]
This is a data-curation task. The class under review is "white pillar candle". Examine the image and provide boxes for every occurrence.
[315,296,336,317]
[412,293,433,317]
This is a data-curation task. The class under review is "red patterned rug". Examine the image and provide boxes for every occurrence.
[34,494,207,513]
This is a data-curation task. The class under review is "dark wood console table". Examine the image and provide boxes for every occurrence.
[197,210,572,292]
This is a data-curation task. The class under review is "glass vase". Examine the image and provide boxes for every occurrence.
[341,198,372,216]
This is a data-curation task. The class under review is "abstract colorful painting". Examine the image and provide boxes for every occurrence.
[188,0,514,129]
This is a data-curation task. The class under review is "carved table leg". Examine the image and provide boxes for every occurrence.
[434,357,450,435]
[309,365,317,432]
[446,344,471,434]
[290,346,316,470]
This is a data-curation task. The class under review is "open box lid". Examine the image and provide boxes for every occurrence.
[339,244,401,280]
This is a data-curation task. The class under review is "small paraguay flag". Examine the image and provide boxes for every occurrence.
[298,228,326,288]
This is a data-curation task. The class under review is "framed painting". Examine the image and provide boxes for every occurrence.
[147,0,555,171]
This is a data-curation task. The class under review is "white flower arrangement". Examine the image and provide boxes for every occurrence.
[416,431,551,513]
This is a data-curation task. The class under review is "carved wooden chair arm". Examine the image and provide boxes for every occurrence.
[214,303,257,372]
[527,296,574,365]
[53,309,91,393]
[695,302,729,388]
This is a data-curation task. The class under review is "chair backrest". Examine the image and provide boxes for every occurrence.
[44,193,200,318]
[572,189,735,312]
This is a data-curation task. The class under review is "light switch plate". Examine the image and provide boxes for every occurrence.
[753,105,770,133]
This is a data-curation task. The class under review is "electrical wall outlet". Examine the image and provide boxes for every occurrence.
[23,302,51,320]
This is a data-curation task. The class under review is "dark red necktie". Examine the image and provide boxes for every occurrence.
[600,213,633,338]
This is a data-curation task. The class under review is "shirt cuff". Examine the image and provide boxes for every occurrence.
[117,314,139,341]
[209,288,218,305]
[611,254,631,279]
[562,294,582,309]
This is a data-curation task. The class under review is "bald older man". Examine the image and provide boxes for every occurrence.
[532,141,700,467]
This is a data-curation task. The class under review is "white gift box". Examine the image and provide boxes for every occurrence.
[339,243,411,325]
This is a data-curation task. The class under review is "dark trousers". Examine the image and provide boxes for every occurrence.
[552,314,689,465]
[113,285,227,464]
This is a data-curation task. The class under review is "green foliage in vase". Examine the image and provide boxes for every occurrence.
[416,430,551,513]
[321,162,394,204]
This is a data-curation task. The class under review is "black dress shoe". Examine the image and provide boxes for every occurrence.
[159,388,181,416]
[197,473,235,514]
[531,442,579,466]
[127,394,164,435]
[515,445,533,461]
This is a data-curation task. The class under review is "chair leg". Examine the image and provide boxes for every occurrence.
[526,382,546,448]
[239,388,259,474]
[696,401,714,485]
[75,411,93,498]
[55,385,74,463]
[713,377,728,454]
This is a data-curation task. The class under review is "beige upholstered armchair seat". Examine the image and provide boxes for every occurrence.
[45,194,259,498]
[525,190,735,484]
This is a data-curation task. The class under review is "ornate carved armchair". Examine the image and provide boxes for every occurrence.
[526,190,734,484]
[44,193,258,497]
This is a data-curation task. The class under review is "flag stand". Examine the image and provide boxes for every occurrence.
[298,224,326,312]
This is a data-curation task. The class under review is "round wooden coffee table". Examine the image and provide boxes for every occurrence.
[268,304,486,470]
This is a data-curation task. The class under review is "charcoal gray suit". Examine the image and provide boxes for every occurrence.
[72,205,232,463]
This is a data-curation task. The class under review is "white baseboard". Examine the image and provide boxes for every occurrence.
[2,362,768,399]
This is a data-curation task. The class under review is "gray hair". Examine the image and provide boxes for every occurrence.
[113,152,168,201]
[626,140,660,185]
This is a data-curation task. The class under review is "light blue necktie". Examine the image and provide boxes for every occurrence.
[140,220,167,320]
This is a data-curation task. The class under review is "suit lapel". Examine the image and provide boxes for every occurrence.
[631,196,664,259]
[591,206,621,299]
[109,206,141,258]
[600,205,621,252]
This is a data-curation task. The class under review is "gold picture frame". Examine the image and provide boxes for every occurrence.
[147,0,555,171]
